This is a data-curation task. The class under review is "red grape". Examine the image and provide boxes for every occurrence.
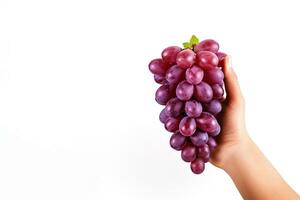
[162,46,182,65]
[204,99,222,115]
[176,80,194,101]
[155,84,175,105]
[148,58,169,76]
[196,112,219,133]
[159,108,169,124]
[176,49,196,69]
[165,65,185,84]
[170,132,187,151]
[216,52,227,68]
[191,158,205,174]
[211,84,224,99]
[203,67,224,85]
[185,100,202,118]
[194,39,219,53]
[196,51,219,70]
[210,124,221,137]
[190,131,208,147]
[154,74,167,84]
[207,137,217,152]
[194,82,213,103]
[179,116,196,136]
[164,118,180,132]
[198,144,210,162]
[165,97,184,118]
[181,143,197,162]
[185,65,204,85]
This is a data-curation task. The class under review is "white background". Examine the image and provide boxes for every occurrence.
[0,0,300,199]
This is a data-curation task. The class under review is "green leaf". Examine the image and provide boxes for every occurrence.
[183,42,191,49]
[189,35,199,46]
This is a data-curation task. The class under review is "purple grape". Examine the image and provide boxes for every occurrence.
[196,112,219,133]
[162,46,182,65]
[198,144,210,162]
[185,100,202,118]
[196,51,219,70]
[164,118,180,132]
[210,124,221,137]
[204,99,222,115]
[148,58,169,76]
[170,132,187,151]
[216,52,227,68]
[176,49,196,69]
[191,158,205,174]
[164,98,184,118]
[179,116,197,136]
[194,82,213,103]
[194,39,219,53]
[165,65,185,84]
[159,108,169,124]
[190,131,208,147]
[211,84,224,99]
[207,137,217,152]
[181,143,197,162]
[154,74,167,84]
[185,65,204,85]
[155,84,175,105]
[176,80,194,101]
[203,67,224,85]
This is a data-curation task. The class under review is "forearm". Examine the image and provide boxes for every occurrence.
[223,135,299,200]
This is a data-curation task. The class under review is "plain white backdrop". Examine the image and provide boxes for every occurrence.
[0,0,300,199]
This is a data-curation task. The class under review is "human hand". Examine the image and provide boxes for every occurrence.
[210,56,249,169]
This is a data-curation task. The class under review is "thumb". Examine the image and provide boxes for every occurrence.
[223,56,243,104]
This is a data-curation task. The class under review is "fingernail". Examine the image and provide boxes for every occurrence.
[227,55,232,69]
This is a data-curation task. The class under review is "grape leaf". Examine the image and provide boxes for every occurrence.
[183,42,191,49]
[189,35,199,46]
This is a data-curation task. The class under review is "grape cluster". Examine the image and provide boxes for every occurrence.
[148,36,227,174]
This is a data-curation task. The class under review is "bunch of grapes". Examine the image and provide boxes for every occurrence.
[148,35,227,174]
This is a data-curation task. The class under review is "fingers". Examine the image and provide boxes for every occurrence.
[223,56,244,104]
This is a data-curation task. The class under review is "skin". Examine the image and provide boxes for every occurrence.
[210,56,300,200]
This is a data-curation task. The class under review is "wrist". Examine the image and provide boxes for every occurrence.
[220,133,253,171]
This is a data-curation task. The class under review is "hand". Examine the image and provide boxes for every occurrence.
[210,56,249,169]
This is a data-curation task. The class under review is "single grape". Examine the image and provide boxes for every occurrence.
[154,74,167,84]
[194,39,219,53]
[203,67,224,85]
[179,116,196,136]
[164,118,180,132]
[190,131,208,147]
[176,49,196,69]
[185,100,202,118]
[159,108,169,124]
[204,99,222,115]
[185,65,204,85]
[196,51,219,70]
[165,98,184,118]
[176,80,194,101]
[155,84,175,105]
[198,144,210,162]
[170,132,187,151]
[194,82,213,103]
[196,112,219,133]
[165,65,185,84]
[216,52,227,68]
[181,143,197,162]
[207,137,217,152]
[162,46,182,65]
[211,84,224,99]
[190,158,205,174]
[209,124,221,137]
[148,58,169,76]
